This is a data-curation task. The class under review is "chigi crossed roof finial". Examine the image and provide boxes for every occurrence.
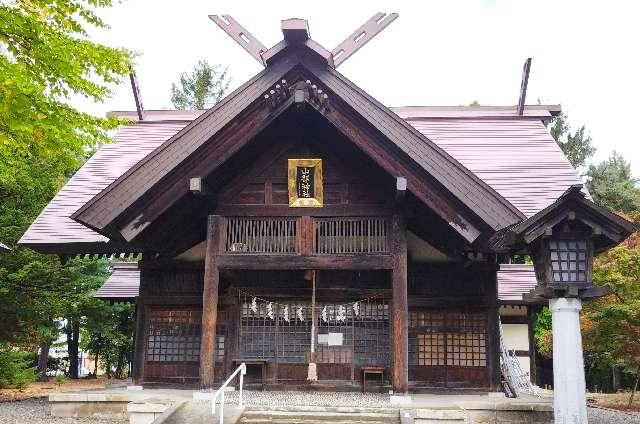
[209,13,399,68]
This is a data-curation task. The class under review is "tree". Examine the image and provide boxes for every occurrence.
[0,0,132,379]
[581,215,640,400]
[586,152,640,215]
[82,301,135,379]
[170,60,230,109]
[547,111,596,171]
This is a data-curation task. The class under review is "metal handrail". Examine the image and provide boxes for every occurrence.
[211,362,246,423]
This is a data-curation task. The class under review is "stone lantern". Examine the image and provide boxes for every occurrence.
[490,185,635,424]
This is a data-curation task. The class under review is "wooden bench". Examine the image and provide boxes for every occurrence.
[362,366,384,393]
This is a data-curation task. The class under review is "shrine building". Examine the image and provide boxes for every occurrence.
[20,14,635,400]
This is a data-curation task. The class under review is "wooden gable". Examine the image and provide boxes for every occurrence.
[218,116,394,212]
[73,47,523,249]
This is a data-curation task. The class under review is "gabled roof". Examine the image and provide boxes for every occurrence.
[96,262,140,300]
[72,51,524,244]
[19,104,583,253]
[489,184,636,253]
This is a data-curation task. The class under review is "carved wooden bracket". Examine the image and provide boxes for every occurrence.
[263,79,330,113]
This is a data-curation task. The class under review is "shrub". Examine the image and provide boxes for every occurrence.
[0,347,37,389]
[55,374,66,387]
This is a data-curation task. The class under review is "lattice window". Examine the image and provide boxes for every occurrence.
[225,217,298,254]
[354,301,390,366]
[549,240,588,283]
[276,302,311,364]
[240,301,276,359]
[417,333,445,366]
[146,309,201,362]
[314,217,389,254]
[216,331,225,363]
[409,309,487,368]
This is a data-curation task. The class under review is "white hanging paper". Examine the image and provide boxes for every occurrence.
[267,302,274,320]
[297,306,305,322]
[250,297,258,314]
[321,306,328,323]
[353,301,360,317]
[283,305,290,322]
[337,305,346,322]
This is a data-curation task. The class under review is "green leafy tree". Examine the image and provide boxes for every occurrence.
[170,60,230,109]
[82,300,135,379]
[547,111,596,171]
[0,0,133,381]
[582,217,640,401]
[586,152,640,215]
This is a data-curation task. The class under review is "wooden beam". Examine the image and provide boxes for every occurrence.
[390,214,408,394]
[487,272,501,391]
[129,70,145,121]
[281,18,309,43]
[199,215,223,389]
[332,13,399,67]
[396,176,407,201]
[323,100,482,243]
[217,254,394,270]
[209,15,267,66]
[517,58,532,116]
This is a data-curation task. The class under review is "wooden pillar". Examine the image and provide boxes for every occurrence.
[391,214,408,394]
[131,297,146,384]
[527,305,538,385]
[487,269,502,391]
[200,215,223,389]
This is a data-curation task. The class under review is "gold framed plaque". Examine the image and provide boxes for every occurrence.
[288,158,323,207]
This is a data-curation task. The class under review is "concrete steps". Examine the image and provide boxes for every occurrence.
[412,408,466,423]
[239,406,400,424]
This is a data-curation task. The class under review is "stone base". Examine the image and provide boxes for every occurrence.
[127,400,173,424]
[390,395,412,405]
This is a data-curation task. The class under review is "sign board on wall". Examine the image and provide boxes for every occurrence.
[288,158,323,207]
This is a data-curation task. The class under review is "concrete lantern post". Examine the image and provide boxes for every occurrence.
[550,297,587,424]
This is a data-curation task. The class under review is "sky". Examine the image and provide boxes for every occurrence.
[80,0,640,175]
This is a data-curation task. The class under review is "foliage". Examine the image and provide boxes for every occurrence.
[55,373,66,387]
[170,60,230,109]
[582,217,640,373]
[81,300,135,379]
[0,0,132,349]
[586,152,640,216]
[534,307,552,358]
[0,345,36,389]
[547,111,596,172]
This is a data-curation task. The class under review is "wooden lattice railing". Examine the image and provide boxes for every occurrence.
[224,217,298,254]
[313,217,389,254]
[223,216,390,255]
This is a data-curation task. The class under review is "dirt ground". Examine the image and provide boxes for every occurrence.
[0,377,122,403]
[589,392,640,414]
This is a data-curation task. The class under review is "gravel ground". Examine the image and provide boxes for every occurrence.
[0,398,126,424]
[221,389,391,407]
[588,407,640,424]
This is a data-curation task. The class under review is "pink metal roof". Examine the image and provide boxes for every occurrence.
[20,105,582,250]
[497,263,537,302]
[400,117,583,218]
[19,122,186,250]
[96,262,140,299]
[96,261,536,302]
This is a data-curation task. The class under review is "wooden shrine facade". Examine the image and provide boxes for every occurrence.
[134,254,501,391]
[19,15,635,396]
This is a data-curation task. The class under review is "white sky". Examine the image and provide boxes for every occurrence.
[80,0,640,175]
